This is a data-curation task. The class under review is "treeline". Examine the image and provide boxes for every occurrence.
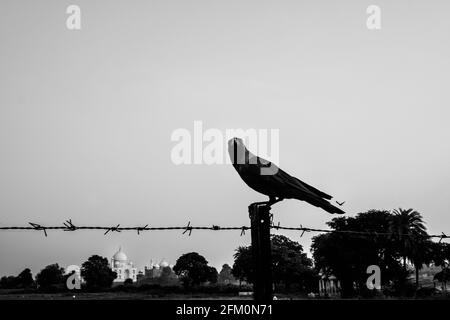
[311,208,450,297]
[0,252,231,293]
[0,256,117,292]
[2,208,449,298]
[230,208,450,298]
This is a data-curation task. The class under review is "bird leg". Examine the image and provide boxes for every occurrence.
[249,197,284,213]
[250,197,283,207]
[268,196,284,206]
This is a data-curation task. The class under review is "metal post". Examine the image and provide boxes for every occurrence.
[249,202,273,301]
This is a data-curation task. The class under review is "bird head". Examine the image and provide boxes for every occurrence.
[228,137,247,165]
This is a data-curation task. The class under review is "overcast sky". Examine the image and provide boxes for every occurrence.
[1,0,450,276]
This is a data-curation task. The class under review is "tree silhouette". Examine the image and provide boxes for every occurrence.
[159,266,178,285]
[430,242,450,291]
[0,276,18,289]
[233,235,316,291]
[271,235,314,291]
[0,268,35,289]
[218,264,235,285]
[36,264,65,290]
[81,255,117,290]
[409,239,434,288]
[232,246,253,285]
[312,210,408,297]
[16,268,34,288]
[434,268,450,291]
[389,208,428,285]
[173,252,215,288]
[207,266,218,284]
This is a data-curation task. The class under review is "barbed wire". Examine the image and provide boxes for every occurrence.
[0,220,250,237]
[0,219,448,242]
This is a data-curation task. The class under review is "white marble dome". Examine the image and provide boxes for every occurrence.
[160,260,169,268]
[113,247,128,262]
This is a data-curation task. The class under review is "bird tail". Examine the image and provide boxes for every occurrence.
[298,194,345,214]
[296,179,333,200]
[322,202,345,214]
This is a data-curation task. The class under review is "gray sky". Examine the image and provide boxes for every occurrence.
[1,0,450,276]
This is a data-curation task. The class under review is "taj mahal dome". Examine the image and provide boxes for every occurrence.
[110,247,138,282]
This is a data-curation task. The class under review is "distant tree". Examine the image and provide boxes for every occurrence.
[124,278,133,286]
[271,235,315,291]
[207,266,218,284]
[36,264,65,290]
[232,246,253,284]
[434,268,450,291]
[430,242,450,291]
[0,276,17,289]
[218,264,235,284]
[81,255,117,290]
[160,266,172,279]
[16,268,34,288]
[173,252,215,288]
[312,210,407,297]
[0,268,35,289]
[312,232,357,297]
[159,266,177,285]
[233,235,316,291]
[389,208,428,270]
[431,242,450,268]
[410,239,434,288]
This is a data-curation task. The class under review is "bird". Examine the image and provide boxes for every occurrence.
[228,137,345,214]
[336,201,345,206]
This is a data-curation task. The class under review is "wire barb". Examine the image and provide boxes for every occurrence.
[299,225,306,237]
[29,222,47,237]
[182,221,193,236]
[137,224,149,235]
[63,219,77,231]
[104,224,121,235]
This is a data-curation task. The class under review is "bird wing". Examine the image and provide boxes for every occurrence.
[253,155,344,214]
[290,177,332,200]
[273,167,325,198]
[255,155,332,199]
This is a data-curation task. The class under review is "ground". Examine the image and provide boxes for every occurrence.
[0,290,306,300]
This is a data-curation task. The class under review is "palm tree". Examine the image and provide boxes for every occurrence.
[389,208,428,287]
[410,240,433,288]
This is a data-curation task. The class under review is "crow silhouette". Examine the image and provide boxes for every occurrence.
[228,138,345,214]
[336,201,345,206]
